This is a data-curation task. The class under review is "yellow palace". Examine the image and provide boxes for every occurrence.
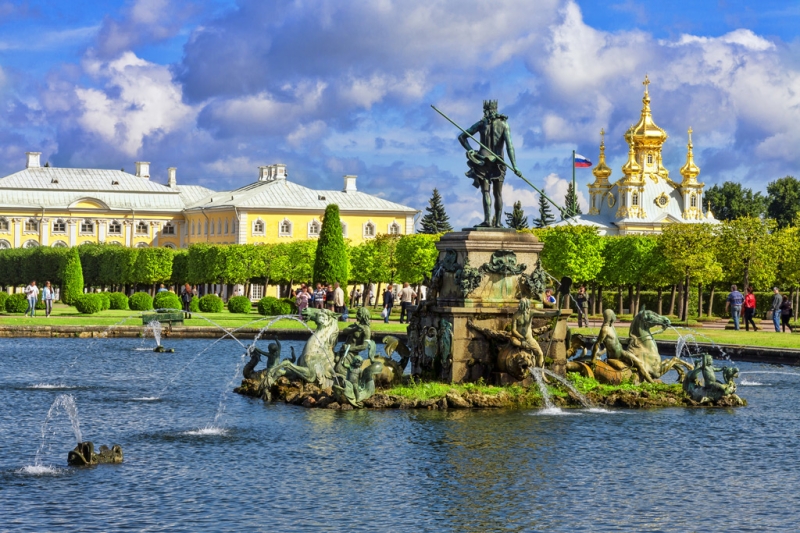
[0,155,418,250]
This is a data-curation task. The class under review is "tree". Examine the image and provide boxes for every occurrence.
[396,234,439,285]
[60,247,84,305]
[714,217,777,291]
[705,181,767,221]
[537,226,605,283]
[132,248,174,289]
[313,204,349,286]
[767,176,800,229]
[419,188,453,233]
[599,235,659,315]
[563,182,582,219]
[533,193,556,228]
[504,201,529,230]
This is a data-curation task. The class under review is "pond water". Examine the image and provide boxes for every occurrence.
[1,337,799,532]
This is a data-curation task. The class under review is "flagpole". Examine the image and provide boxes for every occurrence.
[571,149,576,217]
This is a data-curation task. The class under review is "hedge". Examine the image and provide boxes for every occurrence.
[257,296,295,316]
[97,292,111,311]
[109,292,129,310]
[227,295,252,314]
[592,288,778,318]
[198,294,224,313]
[189,297,200,313]
[0,292,8,311]
[153,291,182,311]
[74,294,104,314]
[129,292,154,311]
[5,293,29,313]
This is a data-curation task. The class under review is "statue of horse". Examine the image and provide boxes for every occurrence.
[267,307,340,389]
[619,308,692,383]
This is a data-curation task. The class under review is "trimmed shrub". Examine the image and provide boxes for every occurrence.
[313,204,348,286]
[0,292,8,311]
[129,292,154,311]
[109,292,129,310]
[35,293,46,310]
[198,294,224,313]
[281,298,298,313]
[257,296,293,316]
[74,294,103,314]
[5,293,29,313]
[189,297,200,313]
[227,295,252,314]
[97,292,111,311]
[60,247,84,305]
[153,291,182,311]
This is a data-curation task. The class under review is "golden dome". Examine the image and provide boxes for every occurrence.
[680,127,701,184]
[591,128,612,183]
[626,75,667,147]
[621,125,642,179]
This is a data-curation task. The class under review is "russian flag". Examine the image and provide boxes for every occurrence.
[574,154,593,167]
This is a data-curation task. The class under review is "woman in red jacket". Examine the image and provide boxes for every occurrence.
[744,286,758,332]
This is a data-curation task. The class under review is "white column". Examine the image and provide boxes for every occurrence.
[68,219,77,247]
[152,221,160,247]
[405,214,415,234]
[40,218,49,246]
[13,218,21,248]
[237,211,247,244]
[98,220,106,242]
[179,221,185,248]
[126,221,133,247]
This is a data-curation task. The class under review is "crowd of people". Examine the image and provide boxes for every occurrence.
[726,284,794,333]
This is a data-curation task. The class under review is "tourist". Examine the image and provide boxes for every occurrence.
[42,281,54,318]
[771,287,782,332]
[780,296,793,333]
[157,284,168,293]
[325,284,335,311]
[382,284,394,323]
[296,286,310,319]
[181,283,194,319]
[575,285,589,327]
[350,286,361,308]
[333,282,345,313]
[398,282,417,324]
[544,288,557,307]
[726,284,744,331]
[314,283,326,310]
[24,280,38,317]
[744,286,758,332]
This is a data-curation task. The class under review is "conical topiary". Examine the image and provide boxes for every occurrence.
[313,204,349,286]
[60,246,84,305]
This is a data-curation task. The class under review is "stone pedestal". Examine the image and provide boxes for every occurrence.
[416,230,571,383]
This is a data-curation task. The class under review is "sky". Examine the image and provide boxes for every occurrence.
[0,0,798,228]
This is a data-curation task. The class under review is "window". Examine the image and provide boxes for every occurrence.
[191,221,196,235]
[622,194,626,206]
[632,193,639,206]
[224,219,229,235]
[135,242,149,248]
[217,220,222,235]
[279,219,292,237]
[52,219,66,233]
[163,243,176,249]
[308,219,321,237]
[251,284,264,300]
[341,221,348,238]
[389,222,401,235]
[23,240,39,248]
[0,218,9,231]
[80,219,94,233]
[162,222,175,235]
[253,219,265,235]
[363,221,376,238]
[647,154,653,164]
[136,221,148,235]
[0,239,10,249]
[25,219,39,232]
[108,220,122,234]
[232,220,237,234]
[52,241,67,248]
[204,221,208,235]
[210,220,215,235]
[691,194,698,208]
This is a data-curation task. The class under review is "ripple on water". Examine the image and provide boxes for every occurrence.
[184,426,228,436]
[529,407,577,416]
[131,397,161,401]
[17,464,64,476]
[741,379,765,386]
[29,383,73,390]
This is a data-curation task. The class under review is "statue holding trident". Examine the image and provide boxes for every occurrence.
[457,100,520,228]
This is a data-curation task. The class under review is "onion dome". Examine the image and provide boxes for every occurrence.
[627,75,667,147]
[591,128,612,184]
[679,127,701,184]
[621,125,642,179]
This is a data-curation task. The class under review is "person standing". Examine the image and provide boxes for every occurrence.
[24,280,39,317]
[771,287,783,332]
[725,284,744,331]
[314,283,326,310]
[382,284,394,324]
[296,286,310,319]
[575,285,589,327]
[42,281,54,318]
[333,282,345,313]
[181,283,194,319]
[325,284,335,311]
[743,286,758,332]
[398,282,417,324]
[780,295,794,333]
[350,286,361,308]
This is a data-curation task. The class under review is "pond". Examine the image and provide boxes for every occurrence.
[1,337,798,532]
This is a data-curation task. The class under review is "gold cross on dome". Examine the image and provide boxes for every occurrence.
[643,75,650,89]
[600,128,605,143]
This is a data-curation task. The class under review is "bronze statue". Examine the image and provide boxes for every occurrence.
[459,100,520,227]
[682,353,741,403]
[68,442,123,466]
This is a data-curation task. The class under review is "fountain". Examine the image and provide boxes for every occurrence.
[144,319,174,352]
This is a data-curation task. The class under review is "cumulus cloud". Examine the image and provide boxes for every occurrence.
[543,173,588,213]
[95,0,194,58]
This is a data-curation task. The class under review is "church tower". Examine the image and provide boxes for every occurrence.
[679,127,704,220]
[588,129,612,215]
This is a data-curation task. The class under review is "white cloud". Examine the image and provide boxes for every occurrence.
[543,173,588,212]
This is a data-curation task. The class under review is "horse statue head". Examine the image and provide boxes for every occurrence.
[630,306,671,338]
[302,306,338,328]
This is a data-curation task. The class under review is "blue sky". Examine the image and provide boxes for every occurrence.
[1,0,798,227]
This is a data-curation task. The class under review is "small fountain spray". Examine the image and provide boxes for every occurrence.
[22,394,82,473]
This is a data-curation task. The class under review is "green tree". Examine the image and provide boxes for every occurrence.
[705,181,767,221]
[767,176,800,229]
[598,235,659,315]
[715,217,777,291]
[396,234,440,286]
[171,250,189,285]
[536,226,604,283]
[60,247,84,305]
[504,201,529,230]
[132,248,174,289]
[419,188,453,233]
[563,182,582,219]
[533,193,556,228]
[313,204,349,286]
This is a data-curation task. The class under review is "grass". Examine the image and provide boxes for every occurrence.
[386,380,509,400]
[567,372,682,396]
[572,325,800,349]
[0,303,409,332]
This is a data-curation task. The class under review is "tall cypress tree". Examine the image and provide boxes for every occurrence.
[504,201,529,229]
[313,204,349,286]
[419,188,453,234]
[563,182,582,219]
[534,194,556,228]
[60,246,84,305]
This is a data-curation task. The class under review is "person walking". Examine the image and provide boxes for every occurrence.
[744,286,758,332]
[24,280,39,317]
[725,284,744,331]
[296,286,310,319]
[181,283,194,319]
[382,284,394,324]
[771,287,783,332]
[575,285,589,327]
[333,282,345,314]
[780,295,794,333]
[42,281,54,318]
[350,286,361,308]
[398,282,417,324]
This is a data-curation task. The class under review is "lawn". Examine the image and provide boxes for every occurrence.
[572,325,800,349]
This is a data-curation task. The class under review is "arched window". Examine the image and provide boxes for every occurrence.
[204,221,208,235]
[108,220,122,234]
[308,219,321,237]
[279,219,292,237]
[52,219,66,233]
[253,219,265,235]
[162,222,175,235]
[51,241,67,248]
[388,222,401,235]
[647,154,653,164]
[224,219,229,235]
[136,221,149,235]
[163,243,176,249]
[0,218,8,231]
[191,221,195,235]
[23,240,39,248]
[210,220,215,235]
[217,220,222,235]
[363,221,376,238]
[135,242,149,248]
[80,219,94,233]
[0,239,10,249]
[341,221,348,238]
[632,193,639,206]
[232,219,237,234]
[691,194,698,208]
[25,218,39,232]
[622,194,626,206]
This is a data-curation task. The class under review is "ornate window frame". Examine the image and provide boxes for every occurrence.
[388,221,401,235]
[79,219,95,235]
[606,192,616,208]
[136,221,149,235]
[224,219,229,235]
[52,219,67,234]
[632,192,639,206]
[654,192,670,209]
[23,239,39,248]
[163,243,176,249]
[341,221,348,238]
[307,219,321,238]
[278,219,293,237]
[162,222,176,235]
[24,218,39,233]
[135,242,149,248]
[0,217,8,232]
[252,219,266,236]
[690,194,698,208]
[51,240,68,248]
[108,220,122,235]
[0,239,10,249]
[363,220,376,239]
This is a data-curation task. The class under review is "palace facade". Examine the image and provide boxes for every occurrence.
[0,155,417,250]
[555,76,717,235]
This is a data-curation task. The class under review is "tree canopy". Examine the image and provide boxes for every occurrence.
[705,181,767,221]
[504,201,529,230]
[766,176,800,229]
[419,188,453,234]
[313,204,349,286]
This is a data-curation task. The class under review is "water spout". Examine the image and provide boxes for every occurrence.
[33,394,82,467]
[145,320,163,347]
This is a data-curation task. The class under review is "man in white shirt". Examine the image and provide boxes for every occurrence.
[398,282,417,324]
[25,280,39,317]
[333,282,345,313]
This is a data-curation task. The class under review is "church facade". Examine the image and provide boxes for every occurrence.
[556,76,716,235]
